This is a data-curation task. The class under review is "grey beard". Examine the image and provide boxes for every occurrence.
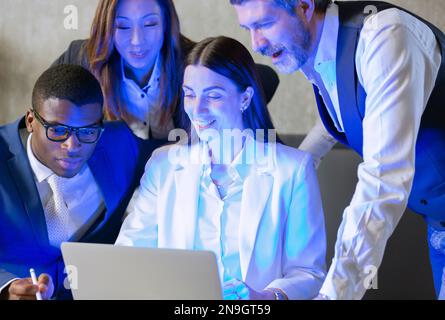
[276,23,312,73]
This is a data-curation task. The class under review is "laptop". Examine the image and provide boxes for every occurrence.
[61,242,223,300]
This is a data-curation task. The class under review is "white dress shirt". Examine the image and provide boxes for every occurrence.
[298,116,337,169]
[121,55,175,140]
[27,134,105,244]
[194,143,250,284]
[300,4,442,299]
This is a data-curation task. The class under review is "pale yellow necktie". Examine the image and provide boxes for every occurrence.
[45,174,70,248]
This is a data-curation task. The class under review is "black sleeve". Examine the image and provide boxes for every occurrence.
[255,63,280,104]
[133,136,171,184]
[179,34,196,60]
[51,39,89,68]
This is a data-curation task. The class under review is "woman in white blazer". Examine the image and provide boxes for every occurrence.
[116,36,326,300]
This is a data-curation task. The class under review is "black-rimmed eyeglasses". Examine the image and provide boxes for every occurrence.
[32,109,104,144]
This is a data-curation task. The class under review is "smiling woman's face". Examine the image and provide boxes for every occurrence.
[183,65,251,139]
[114,0,164,75]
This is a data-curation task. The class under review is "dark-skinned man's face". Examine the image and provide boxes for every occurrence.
[25,98,103,178]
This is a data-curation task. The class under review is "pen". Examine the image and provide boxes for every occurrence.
[29,268,43,300]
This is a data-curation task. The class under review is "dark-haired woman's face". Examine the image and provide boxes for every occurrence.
[114,0,164,75]
[183,65,252,139]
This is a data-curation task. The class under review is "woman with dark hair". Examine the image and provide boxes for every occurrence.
[116,36,326,300]
[180,35,276,142]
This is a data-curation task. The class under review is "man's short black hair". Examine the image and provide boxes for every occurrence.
[32,64,104,111]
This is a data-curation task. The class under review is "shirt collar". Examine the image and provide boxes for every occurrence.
[302,3,339,81]
[184,134,275,174]
[201,137,253,185]
[27,133,54,183]
[121,54,162,92]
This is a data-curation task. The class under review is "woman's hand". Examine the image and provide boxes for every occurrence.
[222,278,275,300]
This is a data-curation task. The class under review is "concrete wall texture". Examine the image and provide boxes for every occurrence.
[1,0,444,134]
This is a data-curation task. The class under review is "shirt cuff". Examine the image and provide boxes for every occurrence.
[0,278,19,298]
[320,254,370,300]
[319,258,349,300]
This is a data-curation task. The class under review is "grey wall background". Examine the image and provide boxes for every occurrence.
[1,0,445,133]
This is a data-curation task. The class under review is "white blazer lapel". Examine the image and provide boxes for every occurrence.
[239,170,274,280]
[170,144,202,249]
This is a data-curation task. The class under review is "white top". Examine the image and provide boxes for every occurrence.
[27,134,104,244]
[300,3,442,299]
[121,55,175,139]
[194,142,250,284]
[116,136,327,299]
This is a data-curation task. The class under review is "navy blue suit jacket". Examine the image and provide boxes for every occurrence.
[0,117,159,299]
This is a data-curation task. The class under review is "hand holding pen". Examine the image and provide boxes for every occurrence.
[0,269,54,300]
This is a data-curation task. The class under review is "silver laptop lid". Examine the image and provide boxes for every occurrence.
[61,242,223,300]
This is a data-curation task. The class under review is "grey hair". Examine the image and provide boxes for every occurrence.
[230,0,331,14]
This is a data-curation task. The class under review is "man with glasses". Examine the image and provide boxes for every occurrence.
[0,64,154,300]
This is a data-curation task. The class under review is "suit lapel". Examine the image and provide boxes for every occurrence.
[170,144,202,249]
[238,139,275,280]
[7,154,50,249]
[5,122,50,249]
[87,146,117,231]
